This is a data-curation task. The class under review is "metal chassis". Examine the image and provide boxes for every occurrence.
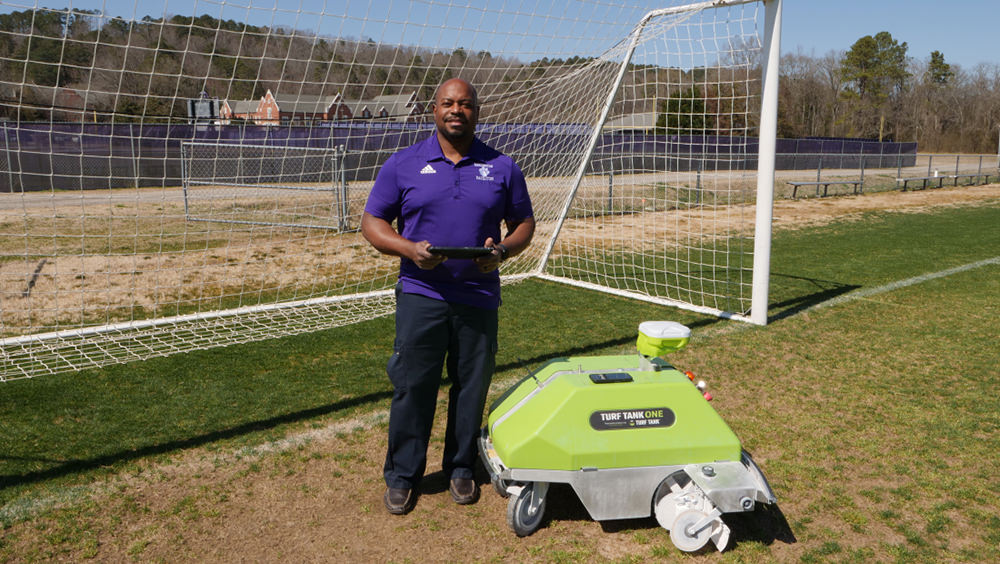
[479,430,776,522]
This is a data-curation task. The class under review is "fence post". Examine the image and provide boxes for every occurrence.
[338,145,349,231]
[131,125,140,188]
[859,152,865,193]
[696,158,702,206]
[607,171,614,213]
[815,155,822,197]
[180,141,189,217]
[1,123,13,193]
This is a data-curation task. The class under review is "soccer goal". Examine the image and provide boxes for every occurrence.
[181,142,353,231]
[0,0,781,380]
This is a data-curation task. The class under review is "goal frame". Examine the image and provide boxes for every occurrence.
[0,0,782,380]
[536,0,781,326]
[181,141,353,232]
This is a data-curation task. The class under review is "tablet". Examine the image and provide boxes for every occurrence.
[427,246,494,259]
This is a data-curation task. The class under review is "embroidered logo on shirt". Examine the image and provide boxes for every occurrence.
[420,164,436,175]
[476,164,494,181]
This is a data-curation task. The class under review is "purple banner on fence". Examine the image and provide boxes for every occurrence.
[0,122,917,192]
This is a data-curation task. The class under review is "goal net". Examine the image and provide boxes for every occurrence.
[0,0,778,380]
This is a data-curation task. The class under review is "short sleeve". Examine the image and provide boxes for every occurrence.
[364,153,401,221]
[505,159,533,223]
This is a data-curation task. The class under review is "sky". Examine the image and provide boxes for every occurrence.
[780,0,997,70]
[3,0,997,70]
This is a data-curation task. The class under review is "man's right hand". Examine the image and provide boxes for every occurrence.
[410,240,447,270]
[361,213,446,270]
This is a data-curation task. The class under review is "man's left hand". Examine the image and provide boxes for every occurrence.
[475,237,503,273]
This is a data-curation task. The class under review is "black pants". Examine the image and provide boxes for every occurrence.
[383,289,498,490]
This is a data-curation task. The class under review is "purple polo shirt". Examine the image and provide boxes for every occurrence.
[364,134,533,309]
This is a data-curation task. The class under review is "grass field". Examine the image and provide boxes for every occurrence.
[1,189,998,562]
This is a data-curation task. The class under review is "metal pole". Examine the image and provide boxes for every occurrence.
[339,145,349,231]
[604,171,615,213]
[859,153,865,193]
[332,147,341,231]
[536,17,648,273]
[1,122,14,193]
[815,156,822,197]
[750,0,782,326]
[181,141,189,217]
[536,0,761,275]
[696,158,702,206]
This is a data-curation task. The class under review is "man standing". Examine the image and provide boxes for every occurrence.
[361,78,535,515]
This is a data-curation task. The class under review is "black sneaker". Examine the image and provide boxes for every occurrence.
[449,478,479,505]
[384,487,416,515]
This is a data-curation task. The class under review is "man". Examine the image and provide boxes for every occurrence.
[361,78,535,515]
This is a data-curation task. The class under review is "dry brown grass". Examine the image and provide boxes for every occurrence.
[2,182,998,336]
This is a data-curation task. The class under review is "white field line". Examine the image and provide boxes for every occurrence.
[6,256,998,523]
[0,483,99,524]
[695,256,1000,342]
[810,256,1000,311]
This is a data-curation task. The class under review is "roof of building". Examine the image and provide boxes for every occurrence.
[270,93,340,114]
[362,92,422,117]
[604,112,658,131]
[230,99,258,114]
[224,90,423,119]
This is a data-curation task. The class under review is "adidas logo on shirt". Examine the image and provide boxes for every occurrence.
[420,164,436,174]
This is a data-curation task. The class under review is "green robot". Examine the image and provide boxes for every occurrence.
[479,321,776,552]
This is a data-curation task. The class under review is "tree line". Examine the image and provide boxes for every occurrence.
[0,8,997,153]
[780,31,1000,153]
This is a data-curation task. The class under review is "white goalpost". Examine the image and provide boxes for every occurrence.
[0,0,780,380]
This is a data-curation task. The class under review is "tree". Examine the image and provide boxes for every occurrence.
[925,50,954,85]
[655,86,713,135]
[842,31,909,100]
[840,31,910,139]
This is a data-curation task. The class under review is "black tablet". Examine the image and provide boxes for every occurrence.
[427,246,494,259]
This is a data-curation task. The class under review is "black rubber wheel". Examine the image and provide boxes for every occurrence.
[492,474,511,498]
[506,483,546,537]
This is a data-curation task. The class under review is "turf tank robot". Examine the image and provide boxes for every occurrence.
[479,321,777,552]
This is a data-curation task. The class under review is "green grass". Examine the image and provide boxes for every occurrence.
[1,199,998,561]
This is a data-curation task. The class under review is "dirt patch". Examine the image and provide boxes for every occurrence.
[3,183,998,335]
[770,183,1000,230]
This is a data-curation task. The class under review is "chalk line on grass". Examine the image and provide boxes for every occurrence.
[694,256,1000,341]
[809,256,1000,311]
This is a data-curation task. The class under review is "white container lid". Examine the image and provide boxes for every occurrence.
[638,321,691,340]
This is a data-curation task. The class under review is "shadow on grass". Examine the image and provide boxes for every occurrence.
[0,328,699,493]
[767,271,860,324]
[1,312,752,497]
[597,500,796,551]
[0,390,392,491]
[726,503,798,547]
[592,488,796,551]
